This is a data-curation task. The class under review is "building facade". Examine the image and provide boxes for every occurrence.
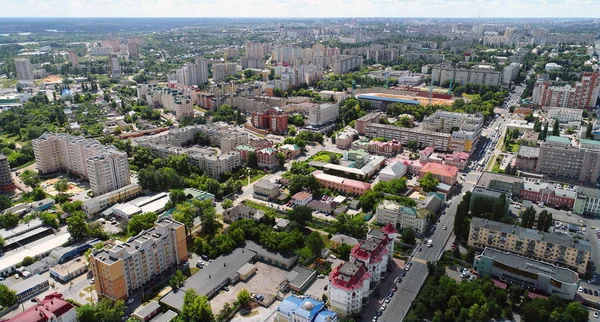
[533,71,600,109]
[0,154,15,191]
[365,123,451,152]
[32,133,131,196]
[537,136,600,184]
[14,58,34,85]
[90,219,187,301]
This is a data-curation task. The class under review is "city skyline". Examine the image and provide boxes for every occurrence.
[0,0,599,18]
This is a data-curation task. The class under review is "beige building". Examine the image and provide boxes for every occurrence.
[537,136,600,184]
[32,133,130,196]
[336,126,358,149]
[431,65,502,86]
[14,58,34,85]
[90,219,187,301]
[468,217,591,273]
[365,123,451,152]
[422,111,483,152]
[136,84,194,120]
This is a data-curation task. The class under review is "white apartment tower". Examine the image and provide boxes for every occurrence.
[32,133,130,196]
[195,57,209,85]
[109,53,121,79]
[14,58,34,85]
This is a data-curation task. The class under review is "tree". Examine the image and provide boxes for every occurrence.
[402,227,416,245]
[407,140,418,152]
[54,178,69,194]
[521,206,536,229]
[173,203,195,236]
[169,189,187,207]
[169,270,186,289]
[20,170,40,188]
[277,152,286,168]
[492,193,507,221]
[0,195,11,212]
[200,206,222,236]
[32,187,46,201]
[236,289,251,307]
[39,211,59,229]
[66,212,89,241]
[62,200,83,213]
[247,152,258,169]
[542,122,549,140]
[359,190,380,212]
[0,212,20,229]
[222,199,233,209]
[288,205,313,227]
[418,172,439,192]
[0,284,17,308]
[537,210,553,232]
[180,289,215,322]
[127,212,158,236]
[22,256,36,266]
[586,121,593,139]
[552,119,560,136]
[306,231,325,256]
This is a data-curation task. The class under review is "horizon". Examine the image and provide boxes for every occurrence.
[1,0,599,19]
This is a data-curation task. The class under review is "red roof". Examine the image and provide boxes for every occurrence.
[382,223,397,235]
[420,162,459,178]
[1,293,74,322]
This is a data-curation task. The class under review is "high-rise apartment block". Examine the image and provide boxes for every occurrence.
[537,136,600,184]
[272,45,302,64]
[14,58,34,85]
[90,219,187,301]
[328,225,396,316]
[251,108,288,133]
[422,110,484,152]
[0,154,15,192]
[431,65,502,87]
[68,51,79,67]
[533,72,600,109]
[109,53,120,79]
[137,84,194,120]
[32,133,130,196]
[127,42,140,58]
[502,62,520,84]
[245,42,270,59]
[224,47,239,59]
[212,63,237,82]
[468,217,591,273]
[332,55,363,74]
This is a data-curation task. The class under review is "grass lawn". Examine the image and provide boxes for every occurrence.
[0,133,29,145]
[509,142,520,153]
[461,93,478,101]
[250,172,266,183]
[0,79,18,88]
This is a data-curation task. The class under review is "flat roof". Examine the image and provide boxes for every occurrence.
[517,146,540,158]
[471,217,591,253]
[8,274,48,295]
[476,172,521,189]
[357,92,453,106]
[545,135,571,145]
[4,226,52,247]
[480,247,579,284]
[244,240,298,267]
[0,219,44,240]
[149,310,178,322]
[134,301,161,319]
[160,247,256,311]
[0,233,71,273]
[49,260,87,277]
[287,265,316,289]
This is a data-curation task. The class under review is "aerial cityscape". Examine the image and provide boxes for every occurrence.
[0,3,600,322]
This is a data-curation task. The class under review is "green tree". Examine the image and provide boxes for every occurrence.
[54,178,69,194]
[127,212,158,236]
[359,190,380,212]
[277,152,286,168]
[402,227,416,245]
[169,270,186,289]
[62,200,83,213]
[537,210,553,232]
[0,195,12,212]
[200,206,222,236]
[222,199,233,209]
[22,256,36,266]
[236,288,251,307]
[306,231,325,256]
[31,187,46,201]
[552,119,560,136]
[0,284,17,308]
[0,212,20,229]
[542,122,549,140]
[418,172,439,192]
[20,170,40,188]
[66,212,89,241]
[247,152,258,169]
[169,189,188,207]
[39,211,59,229]
[586,121,593,139]
[407,140,418,152]
[288,205,313,227]
[173,203,195,236]
[492,193,507,221]
[521,206,536,229]
[180,289,215,322]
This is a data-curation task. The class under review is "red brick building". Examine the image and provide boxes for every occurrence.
[251,108,288,133]
[257,147,278,169]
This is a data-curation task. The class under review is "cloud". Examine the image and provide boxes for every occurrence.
[0,0,596,17]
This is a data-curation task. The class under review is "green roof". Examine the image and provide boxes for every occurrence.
[183,188,215,201]
[400,206,417,217]
[236,145,256,151]
[581,139,600,146]
[428,192,446,202]
[546,136,571,145]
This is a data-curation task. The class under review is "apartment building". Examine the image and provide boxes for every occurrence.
[127,42,139,58]
[109,53,120,79]
[422,111,483,152]
[212,63,237,82]
[223,47,239,59]
[332,55,363,74]
[468,217,591,273]
[350,226,395,286]
[537,136,600,184]
[335,126,358,149]
[533,72,600,109]
[14,58,34,86]
[82,184,142,216]
[375,200,401,226]
[251,108,288,133]
[547,107,583,123]
[312,171,371,196]
[136,84,194,120]
[0,154,15,192]
[365,123,451,152]
[354,112,382,135]
[431,65,502,86]
[328,261,371,316]
[32,133,130,196]
[90,219,187,301]
[502,62,520,84]
[68,50,79,67]
[257,147,278,169]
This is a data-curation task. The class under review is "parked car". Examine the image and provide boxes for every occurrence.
[385,297,391,303]
[127,298,135,304]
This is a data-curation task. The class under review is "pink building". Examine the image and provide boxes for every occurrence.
[312,170,371,195]
[367,139,402,156]
[3,293,76,322]
[444,151,469,170]
[419,162,459,185]
[257,147,278,169]
[419,146,435,161]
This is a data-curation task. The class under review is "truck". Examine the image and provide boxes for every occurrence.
[427,239,433,247]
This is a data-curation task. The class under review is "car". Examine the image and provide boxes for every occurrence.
[401,272,406,277]
[182,261,189,266]
[380,304,387,311]
[584,289,589,294]
[201,255,209,261]
[196,261,204,268]
[90,278,95,284]
[31,298,37,302]
[376,310,383,316]
[126,298,135,304]
[385,297,391,303]
[595,290,598,297]
[317,274,325,279]
[418,247,422,252]
[392,286,397,292]
[329,254,337,260]
[223,286,230,292]
[388,291,394,297]
[443,226,447,230]
[404,266,410,271]
[397,278,403,283]
[372,317,378,322]
[595,312,599,318]
[324,285,328,290]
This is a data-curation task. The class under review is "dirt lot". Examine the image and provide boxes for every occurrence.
[209,261,289,314]
[41,177,87,196]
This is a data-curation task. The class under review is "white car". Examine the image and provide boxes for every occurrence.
[127,298,135,304]
[579,287,584,292]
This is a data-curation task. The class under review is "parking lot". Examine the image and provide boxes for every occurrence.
[209,262,289,314]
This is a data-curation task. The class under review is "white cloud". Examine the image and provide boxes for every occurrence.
[0,0,596,17]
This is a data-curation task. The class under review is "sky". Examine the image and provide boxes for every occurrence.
[0,0,598,18]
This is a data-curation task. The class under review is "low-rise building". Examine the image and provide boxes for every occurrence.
[468,217,591,274]
[518,131,539,146]
[291,191,313,206]
[354,112,383,135]
[275,295,338,322]
[419,163,458,185]
[515,146,540,172]
[49,260,88,282]
[312,171,371,196]
[574,186,600,217]
[257,147,278,169]
[474,247,579,300]
[375,200,401,226]
[279,144,301,159]
[285,265,317,293]
[133,300,162,322]
[1,293,76,322]
[8,274,50,302]
[307,200,335,215]
[329,234,359,249]
[222,204,265,223]
[82,184,143,216]
[378,161,407,182]
[111,193,170,219]
[253,180,280,201]
[547,107,583,123]
[336,126,358,149]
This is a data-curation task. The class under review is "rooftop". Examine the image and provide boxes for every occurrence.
[9,274,48,295]
[479,247,579,284]
[286,265,316,289]
[2,293,74,322]
[476,172,522,189]
[471,217,591,253]
[149,310,178,322]
[545,135,571,146]
[517,146,540,158]
[134,301,161,319]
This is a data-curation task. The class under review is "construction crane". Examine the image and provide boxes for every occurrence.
[351,80,356,97]
[384,71,390,89]
[428,83,434,106]
[448,78,454,95]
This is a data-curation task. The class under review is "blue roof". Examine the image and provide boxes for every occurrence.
[357,94,420,105]
[278,295,304,316]
[277,295,331,321]
[294,297,324,320]
[314,310,338,322]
